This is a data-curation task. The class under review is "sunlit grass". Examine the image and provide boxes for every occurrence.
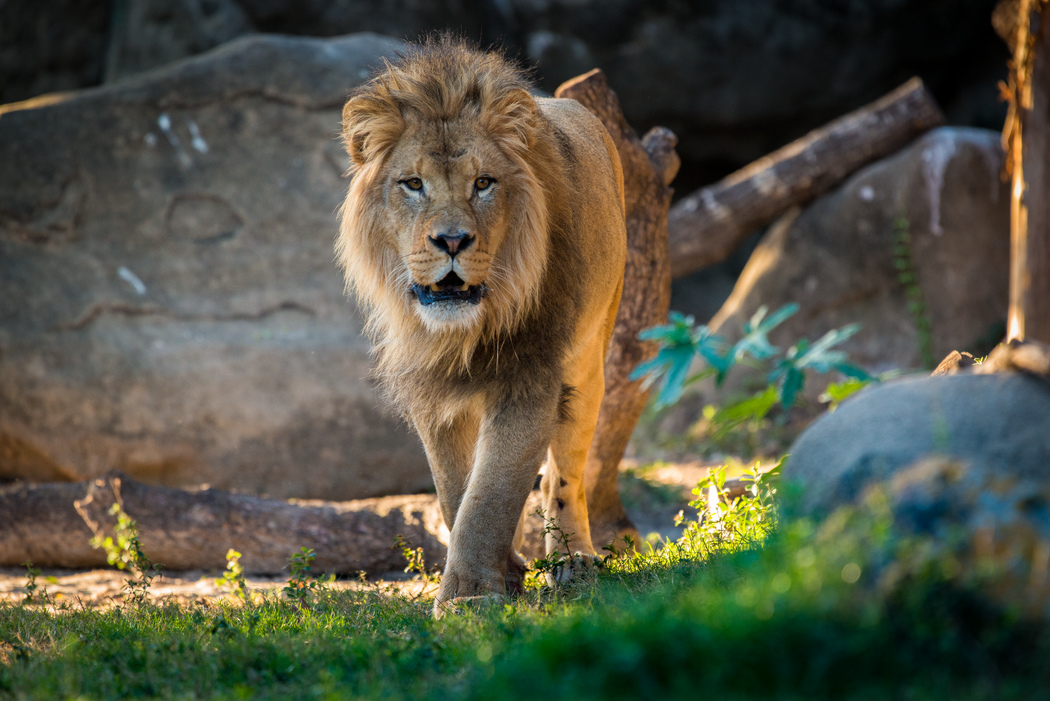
[3,465,1048,699]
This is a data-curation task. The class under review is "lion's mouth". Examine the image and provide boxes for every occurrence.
[411,271,487,306]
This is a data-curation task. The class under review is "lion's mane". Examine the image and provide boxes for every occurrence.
[336,39,563,392]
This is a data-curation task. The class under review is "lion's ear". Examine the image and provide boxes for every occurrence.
[342,92,406,169]
[483,88,537,156]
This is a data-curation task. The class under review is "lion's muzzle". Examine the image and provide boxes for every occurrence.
[411,271,488,306]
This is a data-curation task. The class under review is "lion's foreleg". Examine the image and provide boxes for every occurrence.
[413,410,479,537]
[434,389,558,613]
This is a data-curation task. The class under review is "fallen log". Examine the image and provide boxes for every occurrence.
[667,77,946,279]
[0,473,569,574]
[555,69,678,549]
[1,472,448,575]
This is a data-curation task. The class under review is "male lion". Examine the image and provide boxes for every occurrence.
[337,38,626,614]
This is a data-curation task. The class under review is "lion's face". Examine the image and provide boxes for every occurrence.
[339,45,550,361]
[382,120,517,331]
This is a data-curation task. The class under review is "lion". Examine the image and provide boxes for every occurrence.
[336,37,627,614]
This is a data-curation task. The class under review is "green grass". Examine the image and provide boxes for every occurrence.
[3,471,1048,700]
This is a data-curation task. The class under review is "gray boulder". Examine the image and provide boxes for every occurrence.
[784,373,1050,515]
[0,33,434,500]
[785,371,1050,618]
[709,127,1010,377]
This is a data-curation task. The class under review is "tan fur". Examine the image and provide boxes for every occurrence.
[337,37,626,614]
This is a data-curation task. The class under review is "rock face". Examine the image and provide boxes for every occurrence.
[708,127,1010,377]
[783,373,1050,515]
[0,33,436,500]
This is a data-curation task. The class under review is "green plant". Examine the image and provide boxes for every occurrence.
[676,459,782,559]
[527,509,573,587]
[215,549,250,602]
[89,503,161,605]
[394,535,441,584]
[20,563,44,606]
[282,547,330,605]
[893,215,936,369]
[632,305,874,442]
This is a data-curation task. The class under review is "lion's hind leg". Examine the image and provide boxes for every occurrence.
[541,338,608,584]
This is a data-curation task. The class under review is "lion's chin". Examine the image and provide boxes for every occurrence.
[413,297,485,332]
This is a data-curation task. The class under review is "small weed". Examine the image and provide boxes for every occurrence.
[88,503,161,605]
[20,562,44,606]
[893,215,936,369]
[215,549,250,602]
[678,458,781,558]
[282,547,330,605]
[527,509,575,587]
[394,535,441,584]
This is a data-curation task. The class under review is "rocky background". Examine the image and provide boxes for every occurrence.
[0,1,1015,500]
[3,0,1008,185]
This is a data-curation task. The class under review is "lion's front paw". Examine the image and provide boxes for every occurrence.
[545,552,603,586]
[433,593,503,619]
[432,565,505,618]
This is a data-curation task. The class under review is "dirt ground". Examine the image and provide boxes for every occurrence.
[0,461,727,608]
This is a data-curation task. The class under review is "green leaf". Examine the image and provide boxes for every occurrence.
[779,367,804,408]
[633,313,732,406]
[819,377,873,409]
[712,385,778,425]
[733,303,799,363]
[831,362,871,381]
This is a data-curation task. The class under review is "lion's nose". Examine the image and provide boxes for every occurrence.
[429,230,474,257]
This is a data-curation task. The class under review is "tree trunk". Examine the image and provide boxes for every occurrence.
[667,77,946,279]
[554,69,678,549]
[1005,0,1050,343]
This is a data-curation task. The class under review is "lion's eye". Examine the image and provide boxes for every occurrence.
[402,177,424,191]
[475,177,493,191]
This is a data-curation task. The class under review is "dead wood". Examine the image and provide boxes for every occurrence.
[555,69,678,549]
[1004,0,1050,343]
[1,472,448,575]
[667,77,946,279]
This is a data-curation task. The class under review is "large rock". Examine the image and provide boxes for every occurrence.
[709,127,1010,377]
[785,372,1050,618]
[0,33,435,500]
[784,373,1050,514]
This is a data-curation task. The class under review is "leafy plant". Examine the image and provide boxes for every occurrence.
[20,563,44,606]
[282,547,330,605]
[394,535,441,584]
[215,549,250,602]
[528,508,573,587]
[677,459,782,558]
[632,305,874,451]
[89,503,161,605]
